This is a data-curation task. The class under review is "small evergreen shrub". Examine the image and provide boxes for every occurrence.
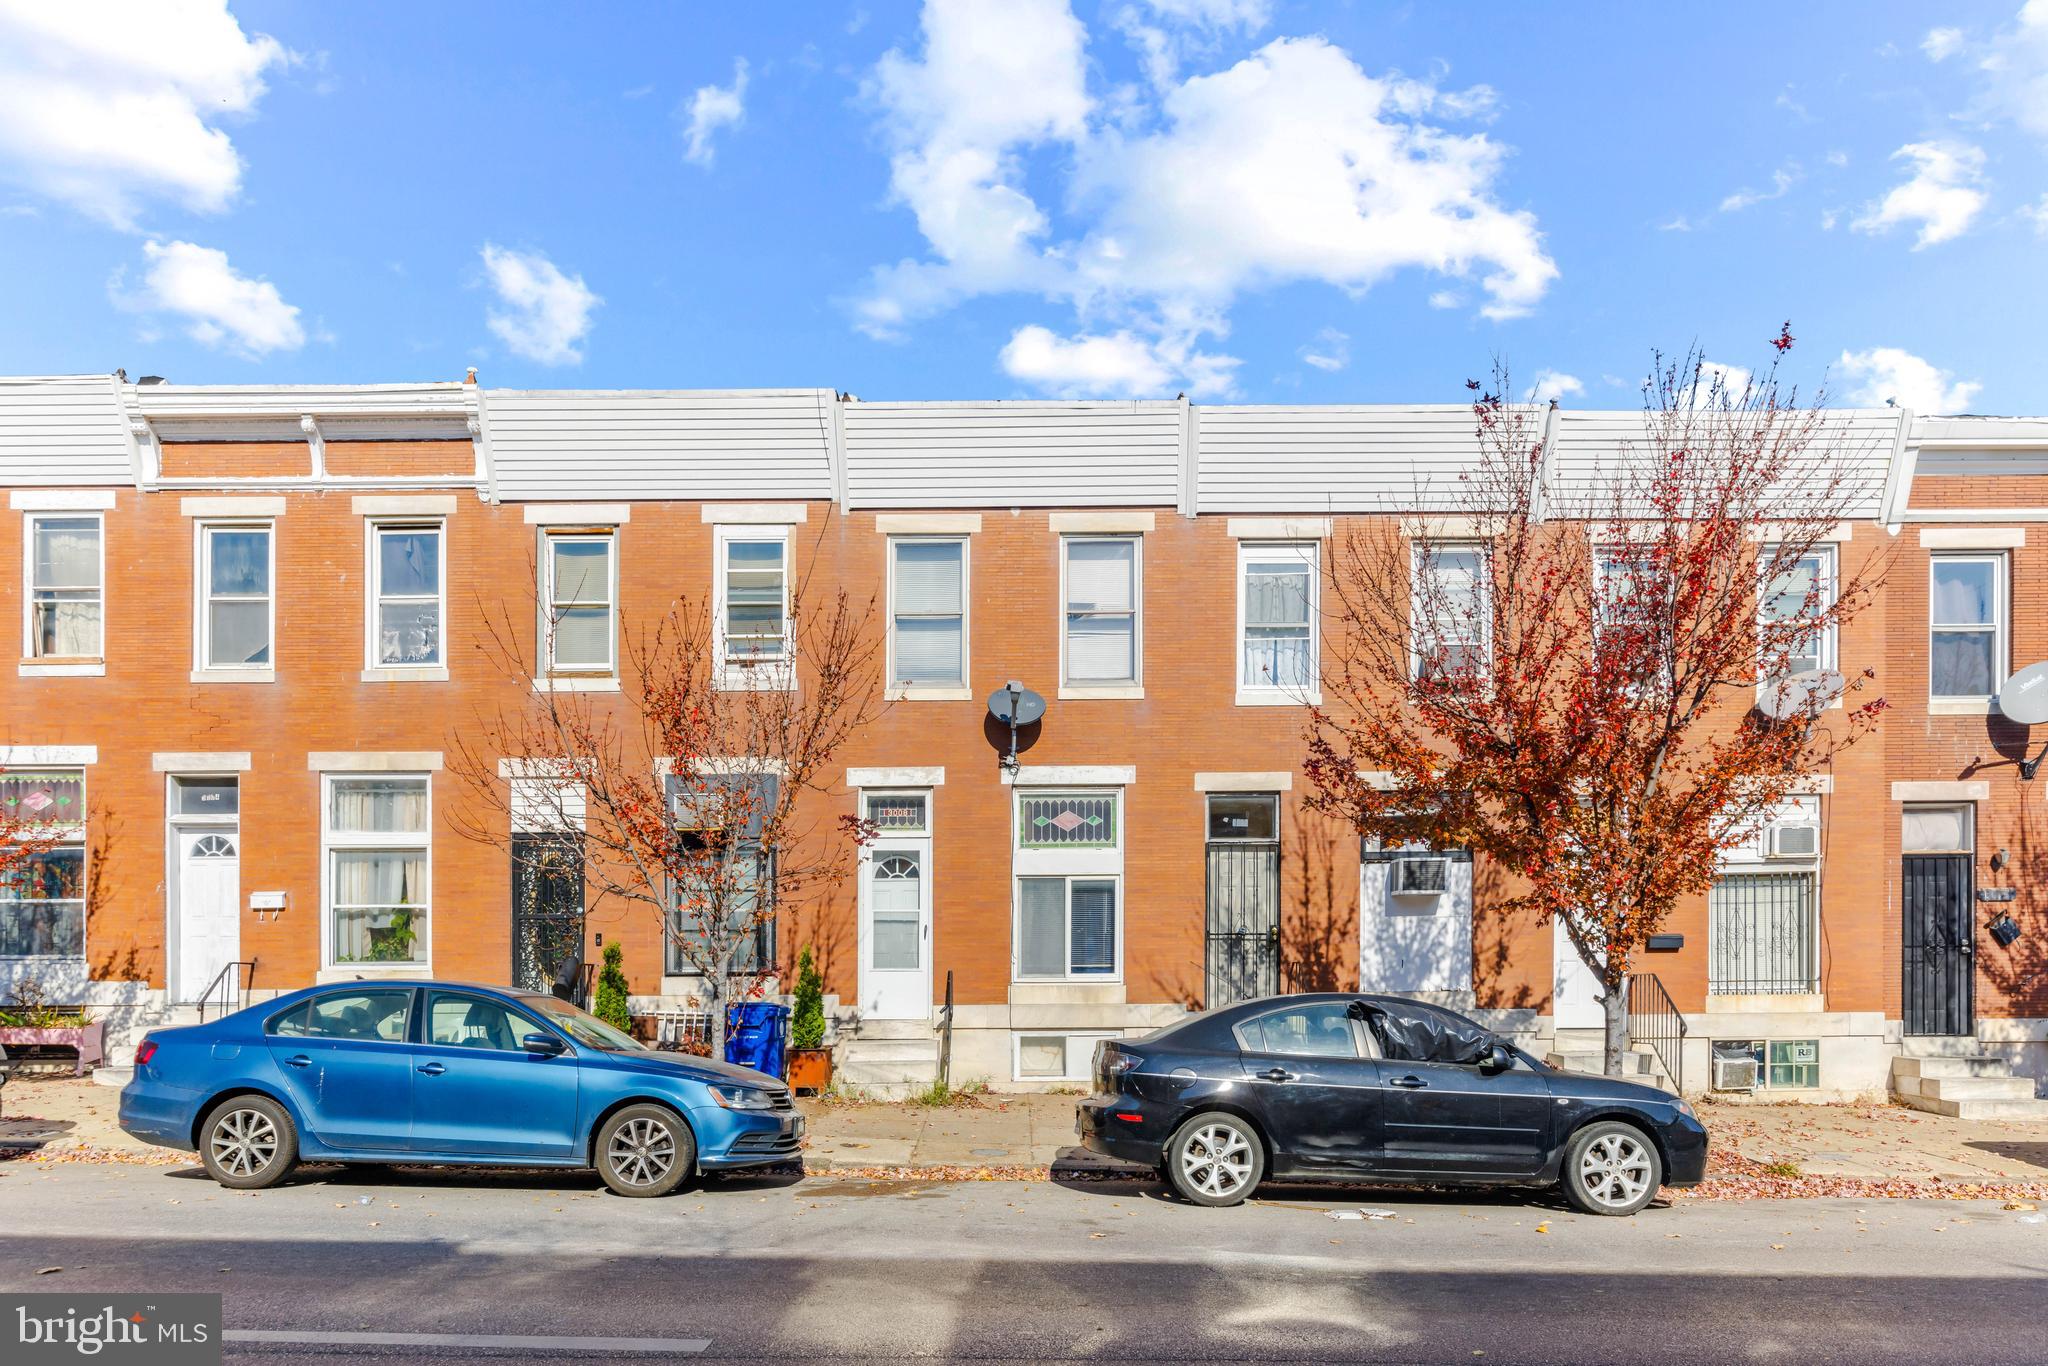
[595,941,631,1032]
[790,945,826,1050]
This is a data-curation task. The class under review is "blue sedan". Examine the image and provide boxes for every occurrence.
[119,980,801,1197]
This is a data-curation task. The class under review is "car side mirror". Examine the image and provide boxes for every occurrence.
[522,1032,567,1056]
[1479,1043,1514,1074]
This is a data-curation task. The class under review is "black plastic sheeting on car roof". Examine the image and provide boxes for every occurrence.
[1350,999,1494,1066]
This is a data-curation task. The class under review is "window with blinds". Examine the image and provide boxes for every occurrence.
[1063,536,1139,685]
[890,538,966,686]
[1018,876,1117,978]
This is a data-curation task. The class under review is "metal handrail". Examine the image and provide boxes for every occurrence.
[1626,971,1687,1094]
[196,960,256,1023]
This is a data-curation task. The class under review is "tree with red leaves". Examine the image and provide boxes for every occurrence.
[1306,338,1888,1076]
[453,548,885,1057]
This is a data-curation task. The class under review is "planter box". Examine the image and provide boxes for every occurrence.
[0,1020,105,1076]
[786,1046,832,1095]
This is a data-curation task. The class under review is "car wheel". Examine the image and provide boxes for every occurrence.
[199,1095,298,1190]
[595,1104,695,1198]
[1560,1120,1662,1216]
[1164,1112,1264,1208]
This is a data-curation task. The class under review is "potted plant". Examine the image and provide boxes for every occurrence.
[0,976,105,1076]
[595,941,631,1032]
[785,946,831,1094]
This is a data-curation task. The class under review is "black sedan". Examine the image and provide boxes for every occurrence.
[1078,993,1707,1215]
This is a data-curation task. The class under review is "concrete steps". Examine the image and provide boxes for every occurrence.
[1892,1052,2048,1119]
[1544,1044,1676,1093]
[838,1020,941,1095]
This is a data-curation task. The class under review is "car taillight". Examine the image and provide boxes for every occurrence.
[1099,1048,1141,1090]
[134,1040,157,1066]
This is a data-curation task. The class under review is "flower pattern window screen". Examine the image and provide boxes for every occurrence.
[29,515,101,658]
[1243,550,1314,688]
[1020,793,1116,847]
[374,526,442,666]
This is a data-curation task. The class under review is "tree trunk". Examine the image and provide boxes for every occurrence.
[706,976,727,1060]
[1602,974,1628,1078]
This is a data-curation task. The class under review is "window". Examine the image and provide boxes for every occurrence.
[1758,546,1835,681]
[1014,1032,1113,1081]
[1062,536,1139,686]
[542,531,615,674]
[0,769,85,958]
[890,538,966,688]
[870,852,923,970]
[426,991,531,1051]
[1239,543,1316,695]
[866,792,928,832]
[1410,542,1488,682]
[26,514,102,658]
[324,776,430,966]
[1019,793,1116,848]
[199,523,273,671]
[269,989,413,1042]
[172,775,239,818]
[1930,553,2004,701]
[1768,1039,1820,1089]
[1017,877,1117,978]
[1234,1002,1361,1057]
[717,530,789,667]
[665,772,776,977]
[1902,803,1973,854]
[369,524,444,668]
[1708,872,1816,995]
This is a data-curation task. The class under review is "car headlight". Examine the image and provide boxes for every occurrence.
[708,1085,778,1111]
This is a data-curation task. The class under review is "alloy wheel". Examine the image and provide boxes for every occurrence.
[210,1107,279,1178]
[1179,1123,1255,1200]
[606,1116,677,1187]
[1575,1131,1652,1210]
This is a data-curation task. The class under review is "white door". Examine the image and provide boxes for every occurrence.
[1552,916,1605,1029]
[174,829,240,1003]
[1358,847,1473,993]
[859,844,930,1019]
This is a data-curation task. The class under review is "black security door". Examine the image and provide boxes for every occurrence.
[511,834,586,994]
[1205,795,1281,1007]
[1902,853,1973,1036]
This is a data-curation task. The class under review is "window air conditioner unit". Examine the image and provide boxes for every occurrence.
[1767,821,1819,859]
[1712,1041,1761,1091]
[1391,856,1449,895]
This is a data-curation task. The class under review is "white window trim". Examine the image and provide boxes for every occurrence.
[1011,874,1124,984]
[1236,540,1321,706]
[22,510,105,665]
[193,519,276,684]
[1012,786,1123,984]
[713,523,794,691]
[1012,1031,1115,1082]
[1756,543,1838,705]
[1929,551,2006,706]
[363,520,448,678]
[887,534,970,699]
[538,526,618,678]
[1058,533,1143,698]
[0,767,87,963]
[319,771,433,973]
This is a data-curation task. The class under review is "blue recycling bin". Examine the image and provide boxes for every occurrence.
[724,1002,791,1078]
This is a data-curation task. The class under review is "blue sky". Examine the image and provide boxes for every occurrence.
[0,1,2043,412]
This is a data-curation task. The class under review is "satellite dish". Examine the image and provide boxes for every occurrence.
[1758,669,1845,722]
[1998,661,2048,725]
[986,682,1046,726]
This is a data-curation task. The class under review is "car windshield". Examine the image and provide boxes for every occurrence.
[527,996,647,1052]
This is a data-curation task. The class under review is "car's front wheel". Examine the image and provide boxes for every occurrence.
[1164,1112,1264,1208]
[594,1104,695,1198]
[1560,1120,1662,1216]
[199,1095,297,1190]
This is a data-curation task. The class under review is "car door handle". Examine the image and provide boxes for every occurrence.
[1258,1067,1296,1082]
[1389,1075,1428,1089]
[417,1062,446,1076]
[283,1054,311,1069]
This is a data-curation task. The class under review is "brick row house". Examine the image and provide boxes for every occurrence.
[1,374,2045,1104]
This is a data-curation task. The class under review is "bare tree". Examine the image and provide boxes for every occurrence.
[453,545,885,1056]
[1306,330,1890,1075]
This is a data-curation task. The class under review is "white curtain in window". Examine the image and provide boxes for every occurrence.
[1902,805,1971,853]
[33,519,99,588]
[32,518,102,658]
[1243,558,1311,688]
[1066,540,1133,611]
[331,779,429,834]
[1018,877,1066,977]
[331,850,427,962]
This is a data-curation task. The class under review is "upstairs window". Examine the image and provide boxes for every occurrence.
[1410,542,1488,682]
[1758,546,1835,683]
[543,531,615,674]
[370,525,444,668]
[717,530,789,668]
[1062,536,1140,686]
[1239,544,1316,695]
[27,514,102,659]
[890,538,966,688]
[200,523,273,671]
[1930,553,2004,701]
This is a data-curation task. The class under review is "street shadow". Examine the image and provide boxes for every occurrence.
[1046,1168,1596,1216]
[158,1161,807,1195]
[1964,1141,2048,1173]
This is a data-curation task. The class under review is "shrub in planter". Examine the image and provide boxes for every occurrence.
[786,946,832,1093]
[595,942,631,1033]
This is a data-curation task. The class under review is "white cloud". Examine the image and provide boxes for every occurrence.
[1922,26,1966,61]
[1825,149,1849,167]
[1427,289,1463,308]
[858,3,1556,396]
[1837,347,1981,413]
[113,239,304,357]
[1963,2,2048,142]
[1000,323,1242,396]
[681,58,749,167]
[1657,214,1694,232]
[480,244,600,366]
[1522,369,1583,403]
[1851,141,1986,248]
[1299,327,1349,372]
[0,1,288,228]
[2020,192,2048,234]
[1115,0,1274,91]
[1719,164,1800,213]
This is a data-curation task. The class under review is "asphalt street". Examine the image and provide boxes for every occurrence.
[3,1160,2045,1364]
